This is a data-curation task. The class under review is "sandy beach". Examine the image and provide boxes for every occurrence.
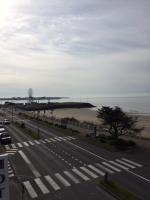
[43,108,150,139]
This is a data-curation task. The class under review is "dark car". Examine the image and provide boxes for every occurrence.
[3,119,10,125]
[0,132,12,144]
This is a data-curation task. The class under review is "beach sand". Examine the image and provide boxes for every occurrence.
[42,108,150,139]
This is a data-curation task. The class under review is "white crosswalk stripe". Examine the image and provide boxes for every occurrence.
[116,159,136,169]
[34,140,40,144]
[63,171,80,184]
[34,178,50,194]
[72,168,90,181]
[45,139,51,143]
[5,145,10,150]
[88,165,106,176]
[45,175,60,191]
[64,136,71,140]
[54,137,62,141]
[68,136,76,140]
[40,140,46,144]
[102,162,121,172]
[96,163,114,174]
[109,161,129,170]
[23,181,38,199]
[80,166,99,178]
[11,144,17,148]
[17,143,23,148]
[49,138,56,142]
[55,173,71,187]
[28,141,35,145]
[23,142,29,146]
[58,137,66,141]
[122,158,143,167]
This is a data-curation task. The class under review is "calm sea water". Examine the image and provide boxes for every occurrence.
[56,96,150,115]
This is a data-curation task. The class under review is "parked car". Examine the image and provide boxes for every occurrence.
[0,125,5,133]
[3,119,10,125]
[0,132,12,144]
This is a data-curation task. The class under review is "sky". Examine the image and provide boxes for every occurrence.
[0,0,150,97]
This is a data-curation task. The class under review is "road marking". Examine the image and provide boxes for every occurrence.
[28,141,35,145]
[122,158,143,167]
[45,175,61,191]
[72,168,90,181]
[116,159,136,169]
[49,138,56,142]
[18,150,41,177]
[11,144,17,148]
[63,171,80,184]
[40,140,46,144]
[58,137,66,141]
[68,136,76,140]
[45,139,51,143]
[23,181,38,199]
[35,178,49,194]
[34,140,40,144]
[96,163,114,174]
[102,162,121,172]
[65,140,108,161]
[109,161,129,170]
[55,173,71,187]
[17,143,23,148]
[5,145,10,150]
[8,170,13,174]
[8,174,14,178]
[64,136,71,140]
[127,170,150,183]
[80,166,99,178]
[88,165,105,176]
[54,137,62,141]
[62,137,67,141]
[23,142,29,147]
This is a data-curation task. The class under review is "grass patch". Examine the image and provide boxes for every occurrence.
[99,180,142,200]
[12,121,40,140]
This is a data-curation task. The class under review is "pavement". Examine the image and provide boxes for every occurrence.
[1,112,150,200]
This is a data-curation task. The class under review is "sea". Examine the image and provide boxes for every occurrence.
[56,96,150,116]
[1,95,150,116]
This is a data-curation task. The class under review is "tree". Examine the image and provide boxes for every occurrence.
[97,106,142,140]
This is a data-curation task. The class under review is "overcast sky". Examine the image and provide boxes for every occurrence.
[0,0,150,97]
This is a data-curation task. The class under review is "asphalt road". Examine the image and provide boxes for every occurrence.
[1,111,150,200]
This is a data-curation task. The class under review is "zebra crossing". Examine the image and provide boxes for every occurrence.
[4,136,76,152]
[23,158,142,199]
[8,161,15,178]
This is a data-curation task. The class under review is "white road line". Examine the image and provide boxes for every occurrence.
[62,137,67,141]
[40,140,46,144]
[28,141,35,145]
[64,140,108,161]
[55,173,71,187]
[8,170,13,174]
[88,165,105,176]
[45,175,60,191]
[11,144,17,148]
[23,181,38,199]
[102,162,121,172]
[34,140,40,144]
[72,168,90,181]
[116,159,136,169]
[58,137,66,141]
[122,158,143,167]
[127,170,150,183]
[34,178,49,194]
[18,150,41,177]
[5,145,10,150]
[109,161,129,170]
[23,142,29,147]
[80,166,99,179]
[17,143,23,148]
[63,171,80,184]
[96,163,114,174]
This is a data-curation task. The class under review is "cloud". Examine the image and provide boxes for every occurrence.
[0,0,150,96]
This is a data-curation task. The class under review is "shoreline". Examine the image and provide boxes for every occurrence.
[42,108,150,139]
